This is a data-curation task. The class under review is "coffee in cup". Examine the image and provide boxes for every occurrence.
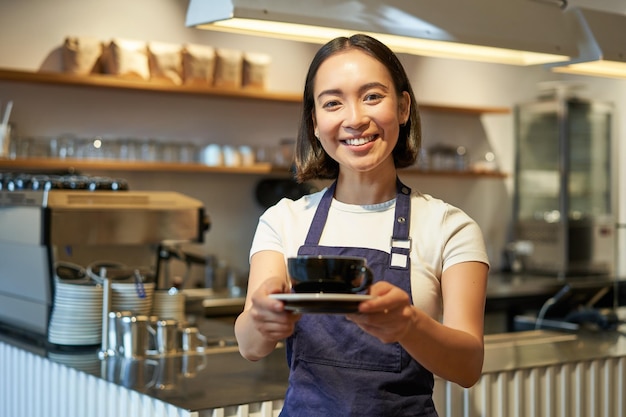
[287,256,373,294]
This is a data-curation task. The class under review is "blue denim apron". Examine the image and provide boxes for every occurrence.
[280,179,438,417]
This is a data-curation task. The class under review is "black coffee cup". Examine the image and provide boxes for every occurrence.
[287,256,374,294]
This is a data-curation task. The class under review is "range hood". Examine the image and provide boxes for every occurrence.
[549,6,626,79]
[186,0,576,66]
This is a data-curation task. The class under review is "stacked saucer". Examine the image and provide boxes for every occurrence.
[111,282,155,315]
[151,289,186,321]
[47,350,101,374]
[48,281,103,346]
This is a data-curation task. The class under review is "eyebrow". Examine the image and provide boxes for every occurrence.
[316,82,390,102]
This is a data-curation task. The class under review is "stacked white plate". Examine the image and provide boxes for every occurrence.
[111,282,155,315]
[48,350,101,374]
[48,281,103,346]
[151,289,186,321]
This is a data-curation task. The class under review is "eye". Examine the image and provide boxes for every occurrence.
[364,93,384,103]
[321,99,341,110]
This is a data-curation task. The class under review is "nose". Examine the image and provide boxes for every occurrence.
[343,103,369,130]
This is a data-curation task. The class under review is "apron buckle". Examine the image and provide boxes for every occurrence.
[390,237,411,269]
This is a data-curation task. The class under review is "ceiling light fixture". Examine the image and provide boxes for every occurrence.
[186,0,575,66]
[549,7,626,79]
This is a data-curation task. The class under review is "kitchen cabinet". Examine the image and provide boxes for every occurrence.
[0,68,509,179]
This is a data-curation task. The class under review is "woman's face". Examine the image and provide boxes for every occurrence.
[312,49,410,176]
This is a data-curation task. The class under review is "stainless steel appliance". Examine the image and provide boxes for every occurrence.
[0,173,208,342]
[513,93,615,276]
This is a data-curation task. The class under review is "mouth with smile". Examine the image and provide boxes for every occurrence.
[342,135,378,146]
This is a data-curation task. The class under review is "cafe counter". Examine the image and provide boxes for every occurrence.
[1,273,626,417]
[3,320,626,417]
[0,317,288,417]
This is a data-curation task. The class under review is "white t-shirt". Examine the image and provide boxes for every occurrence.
[249,187,489,319]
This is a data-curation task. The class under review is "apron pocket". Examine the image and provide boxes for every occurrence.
[293,317,404,373]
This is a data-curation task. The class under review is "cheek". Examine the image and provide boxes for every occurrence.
[315,113,342,135]
[382,113,401,126]
[378,112,402,135]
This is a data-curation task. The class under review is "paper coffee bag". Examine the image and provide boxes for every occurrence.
[181,43,216,86]
[243,52,271,90]
[62,36,104,75]
[214,48,243,89]
[148,41,183,85]
[102,38,150,80]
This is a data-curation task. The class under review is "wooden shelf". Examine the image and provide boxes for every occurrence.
[0,158,507,178]
[0,158,276,175]
[0,68,510,179]
[0,68,510,114]
[0,68,302,103]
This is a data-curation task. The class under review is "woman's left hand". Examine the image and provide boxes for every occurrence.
[346,281,416,344]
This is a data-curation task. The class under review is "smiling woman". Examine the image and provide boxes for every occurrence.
[234,34,489,417]
[310,50,410,183]
[294,35,420,185]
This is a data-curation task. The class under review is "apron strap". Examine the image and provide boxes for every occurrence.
[303,178,412,270]
[390,178,412,270]
[303,181,336,245]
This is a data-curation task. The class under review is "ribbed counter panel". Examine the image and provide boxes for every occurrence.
[3,326,626,417]
[435,357,626,417]
[0,341,195,417]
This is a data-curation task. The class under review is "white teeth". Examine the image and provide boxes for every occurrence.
[344,136,375,146]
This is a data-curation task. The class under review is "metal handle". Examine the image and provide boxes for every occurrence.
[98,276,112,359]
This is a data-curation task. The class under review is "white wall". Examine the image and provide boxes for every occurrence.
[0,0,624,275]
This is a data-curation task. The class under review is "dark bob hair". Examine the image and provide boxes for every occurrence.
[294,33,421,183]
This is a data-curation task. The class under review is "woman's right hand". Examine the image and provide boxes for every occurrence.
[235,250,299,360]
[248,276,301,342]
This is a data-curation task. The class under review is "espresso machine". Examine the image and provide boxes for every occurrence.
[0,173,209,342]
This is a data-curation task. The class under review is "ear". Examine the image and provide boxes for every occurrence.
[399,91,411,125]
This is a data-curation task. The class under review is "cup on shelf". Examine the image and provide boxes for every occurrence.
[201,144,223,166]
[222,145,242,167]
[277,138,295,167]
[255,145,277,165]
[51,133,77,159]
[178,142,198,163]
[139,139,159,162]
[238,145,255,166]
[75,136,106,159]
[117,138,140,160]
[160,142,179,162]
[17,136,50,158]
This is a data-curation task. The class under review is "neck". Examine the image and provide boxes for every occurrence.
[334,169,398,205]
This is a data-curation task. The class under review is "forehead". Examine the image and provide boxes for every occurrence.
[314,49,393,91]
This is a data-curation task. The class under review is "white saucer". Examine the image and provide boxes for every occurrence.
[269,293,373,314]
